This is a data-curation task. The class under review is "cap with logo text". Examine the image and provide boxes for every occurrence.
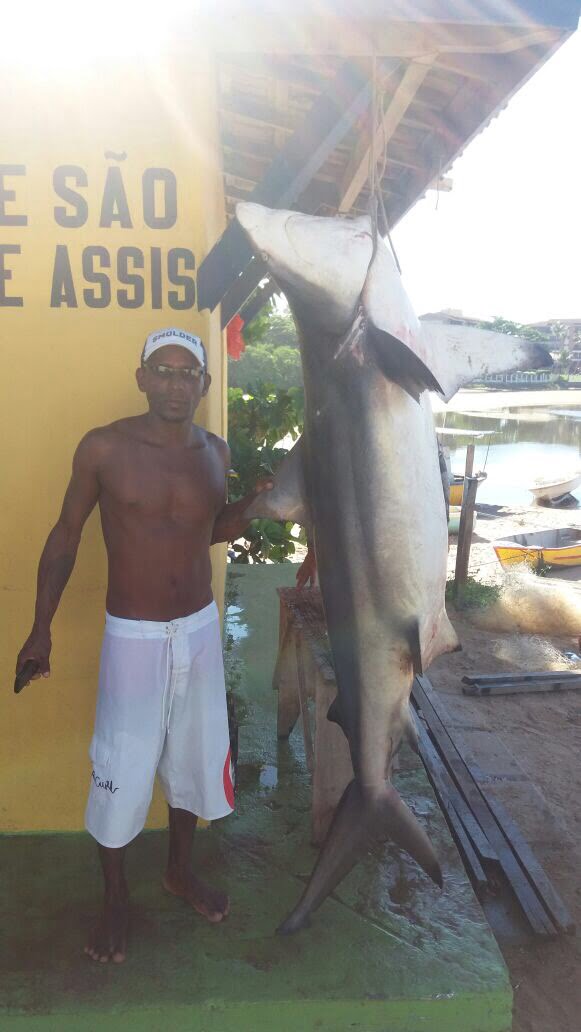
[142,328,206,368]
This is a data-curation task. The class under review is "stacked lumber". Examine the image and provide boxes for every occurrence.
[412,675,575,939]
[462,671,581,696]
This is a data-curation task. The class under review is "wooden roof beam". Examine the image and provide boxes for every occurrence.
[387,41,550,228]
[197,10,574,58]
[338,59,432,214]
[219,101,296,136]
[436,26,560,56]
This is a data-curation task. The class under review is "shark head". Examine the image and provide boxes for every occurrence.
[236,202,374,334]
[236,202,553,403]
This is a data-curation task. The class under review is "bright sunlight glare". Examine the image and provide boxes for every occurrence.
[1,0,196,66]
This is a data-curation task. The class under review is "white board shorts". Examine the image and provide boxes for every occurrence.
[85,601,234,849]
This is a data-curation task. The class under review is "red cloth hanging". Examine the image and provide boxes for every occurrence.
[227,314,246,360]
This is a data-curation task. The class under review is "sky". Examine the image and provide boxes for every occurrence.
[392,27,581,325]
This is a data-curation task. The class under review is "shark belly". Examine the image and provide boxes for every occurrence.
[304,371,452,787]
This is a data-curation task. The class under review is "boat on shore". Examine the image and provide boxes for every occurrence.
[528,471,581,504]
[435,428,493,505]
[450,475,465,506]
[494,527,581,571]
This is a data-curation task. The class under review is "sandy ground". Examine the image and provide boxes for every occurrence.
[436,499,581,1032]
[432,386,581,414]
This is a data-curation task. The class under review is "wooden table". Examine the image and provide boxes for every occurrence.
[274,587,353,844]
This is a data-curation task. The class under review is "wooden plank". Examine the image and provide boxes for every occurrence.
[412,676,557,936]
[312,664,353,845]
[220,256,269,329]
[463,677,581,696]
[416,721,491,891]
[295,637,315,775]
[463,670,581,685]
[239,280,278,328]
[417,718,498,865]
[273,604,302,740]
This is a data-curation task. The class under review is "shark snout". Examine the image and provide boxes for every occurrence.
[236,202,287,259]
[236,202,375,332]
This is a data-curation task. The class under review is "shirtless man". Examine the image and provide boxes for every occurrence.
[15,327,270,964]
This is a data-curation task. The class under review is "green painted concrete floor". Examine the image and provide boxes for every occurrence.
[1,565,512,1031]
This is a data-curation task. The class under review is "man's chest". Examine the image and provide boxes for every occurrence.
[100,446,225,524]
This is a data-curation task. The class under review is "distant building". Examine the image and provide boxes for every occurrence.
[526,318,581,350]
[421,308,485,328]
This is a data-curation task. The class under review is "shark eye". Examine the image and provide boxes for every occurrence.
[260,251,269,262]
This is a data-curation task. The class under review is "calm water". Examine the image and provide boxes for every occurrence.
[437,396,581,507]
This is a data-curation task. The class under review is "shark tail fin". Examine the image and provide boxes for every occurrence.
[277,779,442,935]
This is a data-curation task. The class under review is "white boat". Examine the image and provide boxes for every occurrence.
[529,471,581,503]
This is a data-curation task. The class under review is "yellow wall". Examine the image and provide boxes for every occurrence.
[0,53,227,832]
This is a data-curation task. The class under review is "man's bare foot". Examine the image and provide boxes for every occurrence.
[84,892,129,963]
[163,867,230,923]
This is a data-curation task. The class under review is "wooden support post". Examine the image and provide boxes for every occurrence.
[453,443,477,594]
[312,676,353,845]
[273,588,352,841]
[274,600,301,739]
[295,637,315,775]
[454,475,479,593]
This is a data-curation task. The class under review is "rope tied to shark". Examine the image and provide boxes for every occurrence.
[367,50,402,275]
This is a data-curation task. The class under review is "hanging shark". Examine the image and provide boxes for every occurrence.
[236,201,552,935]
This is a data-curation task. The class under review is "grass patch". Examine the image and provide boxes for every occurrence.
[446,577,501,610]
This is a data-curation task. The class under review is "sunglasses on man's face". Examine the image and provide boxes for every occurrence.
[145,363,205,382]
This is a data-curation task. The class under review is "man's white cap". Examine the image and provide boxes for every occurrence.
[142,327,206,368]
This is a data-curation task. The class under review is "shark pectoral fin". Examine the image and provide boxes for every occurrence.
[420,320,553,403]
[277,780,442,935]
[361,241,444,400]
[422,612,461,669]
[243,436,311,528]
[326,696,349,739]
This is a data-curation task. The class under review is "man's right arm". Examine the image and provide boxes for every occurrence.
[16,431,104,682]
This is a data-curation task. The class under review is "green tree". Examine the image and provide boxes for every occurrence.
[227,383,305,563]
[228,343,303,389]
[481,316,547,342]
[228,300,302,390]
